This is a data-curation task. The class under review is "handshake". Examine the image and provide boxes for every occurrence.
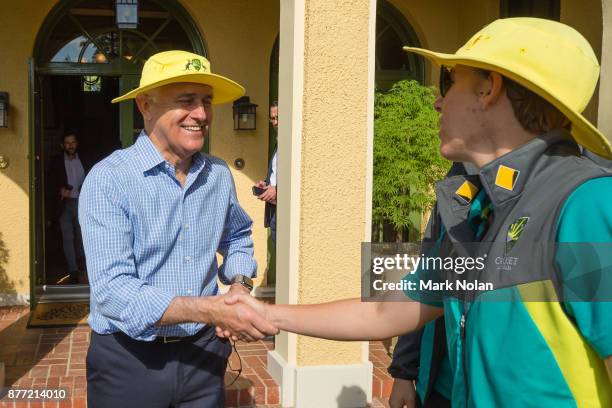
[210,284,278,342]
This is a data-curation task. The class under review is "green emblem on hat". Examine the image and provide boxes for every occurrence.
[506,217,529,252]
[185,58,202,71]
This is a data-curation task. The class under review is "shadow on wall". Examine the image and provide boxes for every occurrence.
[336,385,368,407]
[0,232,17,303]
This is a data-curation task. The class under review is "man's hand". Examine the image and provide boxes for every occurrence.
[255,180,267,188]
[215,284,254,340]
[216,293,273,341]
[389,378,417,408]
[228,282,250,296]
[60,187,72,199]
[258,185,277,205]
[206,294,277,342]
[157,296,277,342]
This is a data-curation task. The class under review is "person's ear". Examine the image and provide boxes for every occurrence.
[478,71,504,109]
[135,94,152,121]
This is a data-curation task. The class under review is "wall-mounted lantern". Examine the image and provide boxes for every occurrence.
[0,92,8,128]
[233,96,258,131]
[116,0,138,29]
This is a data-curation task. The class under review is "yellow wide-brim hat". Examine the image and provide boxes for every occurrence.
[404,17,612,159]
[112,50,245,105]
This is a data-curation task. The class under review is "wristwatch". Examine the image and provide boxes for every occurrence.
[231,274,254,291]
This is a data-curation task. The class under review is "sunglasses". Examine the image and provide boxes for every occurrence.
[439,65,453,97]
[439,65,492,97]
[224,340,243,387]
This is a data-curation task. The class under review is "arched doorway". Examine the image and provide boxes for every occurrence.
[375,0,424,90]
[265,34,279,286]
[30,0,206,303]
[373,1,425,243]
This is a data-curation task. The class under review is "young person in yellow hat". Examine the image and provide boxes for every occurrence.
[223,18,612,407]
[78,50,278,407]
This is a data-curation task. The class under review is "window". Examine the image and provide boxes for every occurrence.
[39,0,200,66]
[375,1,424,90]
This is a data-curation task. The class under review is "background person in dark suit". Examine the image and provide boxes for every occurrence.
[255,101,278,243]
[48,132,93,284]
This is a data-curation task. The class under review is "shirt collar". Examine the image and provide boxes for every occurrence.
[189,151,205,174]
[133,131,166,173]
[133,130,207,175]
[64,152,80,161]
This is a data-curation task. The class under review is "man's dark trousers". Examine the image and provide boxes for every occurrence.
[87,326,231,407]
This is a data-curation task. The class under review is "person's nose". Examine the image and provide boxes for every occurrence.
[190,103,208,122]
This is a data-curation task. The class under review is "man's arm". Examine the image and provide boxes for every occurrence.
[158,295,277,342]
[606,356,612,384]
[217,170,257,284]
[80,166,274,341]
[80,167,174,340]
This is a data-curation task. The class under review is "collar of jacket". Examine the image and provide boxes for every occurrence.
[433,129,579,248]
[477,129,579,207]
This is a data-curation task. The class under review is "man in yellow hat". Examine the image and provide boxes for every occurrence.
[78,50,277,407]
[223,18,612,407]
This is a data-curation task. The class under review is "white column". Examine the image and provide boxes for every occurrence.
[598,0,612,139]
[269,0,376,406]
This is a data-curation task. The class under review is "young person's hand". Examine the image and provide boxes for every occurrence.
[389,378,417,408]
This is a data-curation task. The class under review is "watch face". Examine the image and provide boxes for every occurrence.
[234,275,253,289]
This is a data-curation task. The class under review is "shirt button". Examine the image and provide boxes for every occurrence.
[184,224,190,229]
[187,289,192,294]
[185,256,192,262]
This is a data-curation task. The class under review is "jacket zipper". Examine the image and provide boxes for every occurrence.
[460,303,471,408]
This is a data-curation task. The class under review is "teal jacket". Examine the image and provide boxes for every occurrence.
[404,132,612,407]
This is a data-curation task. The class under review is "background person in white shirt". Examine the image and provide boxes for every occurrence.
[255,102,278,242]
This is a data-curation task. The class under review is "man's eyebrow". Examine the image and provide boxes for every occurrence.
[175,93,213,100]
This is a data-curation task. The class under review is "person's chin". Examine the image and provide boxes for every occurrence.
[439,142,454,160]
[440,146,467,163]
[183,139,204,153]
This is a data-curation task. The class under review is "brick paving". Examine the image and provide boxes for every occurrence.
[0,306,394,407]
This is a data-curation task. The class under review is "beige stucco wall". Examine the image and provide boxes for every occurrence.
[387,0,499,85]
[387,0,460,85]
[0,0,57,303]
[388,0,603,125]
[292,0,372,366]
[561,0,603,127]
[457,0,501,45]
[0,0,278,303]
[598,0,612,139]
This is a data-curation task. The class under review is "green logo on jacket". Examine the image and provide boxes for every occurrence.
[506,217,529,251]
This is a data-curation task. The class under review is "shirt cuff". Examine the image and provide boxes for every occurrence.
[122,286,175,341]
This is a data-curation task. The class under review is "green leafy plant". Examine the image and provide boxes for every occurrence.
[373,79,449,242]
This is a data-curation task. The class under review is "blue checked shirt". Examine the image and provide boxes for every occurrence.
[79,133,256,341]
